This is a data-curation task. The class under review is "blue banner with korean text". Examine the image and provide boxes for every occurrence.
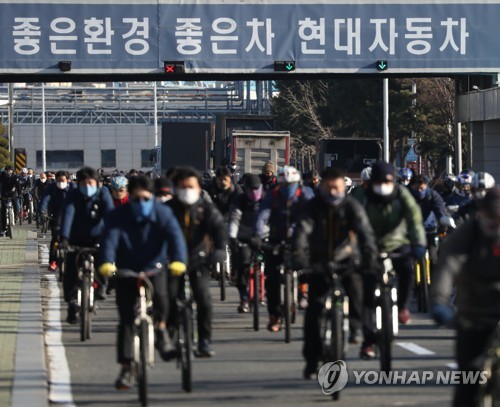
[1,0,500,74]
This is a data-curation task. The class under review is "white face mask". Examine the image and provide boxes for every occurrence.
[402,179,410,186]
[373,183,394,197]
[56,181,68,190]
[157,196,172,203]
[40,178,47,184]
[177,188,200,206]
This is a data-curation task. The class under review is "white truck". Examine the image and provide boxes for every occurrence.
[230,130,290,174]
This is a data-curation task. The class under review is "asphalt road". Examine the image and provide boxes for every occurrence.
[38,235,457,407]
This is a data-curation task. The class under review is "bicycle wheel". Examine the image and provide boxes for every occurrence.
[80,277,88,342]
[138,319,149,407]
[179,306,193,393]
[414,261,423,312]
[8,209,14,239]
[420,258,430,314]
[253,266,260,332]
[331,304,344,401]
[379,287,393,373]
[86,279,93,340]
[283,270,291,344]
[28,201,33,224]
[291,271,297,324]
[220,262,226,302]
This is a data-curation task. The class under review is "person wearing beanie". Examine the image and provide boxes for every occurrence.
[260,161,278,191]
[351,161,426,359]
[154,177,174,203]
[431,188,500,407]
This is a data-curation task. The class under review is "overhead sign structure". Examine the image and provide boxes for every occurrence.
[2,0,500,75]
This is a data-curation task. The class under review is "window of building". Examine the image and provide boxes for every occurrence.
[36,150,84,169]
[101,149,116,168]
[141,149,154,168]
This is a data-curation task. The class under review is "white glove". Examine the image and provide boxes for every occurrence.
[440,216,456,229]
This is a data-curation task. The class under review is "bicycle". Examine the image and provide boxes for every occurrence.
[116,267,161,407]
[2,198,15,239]
[376,252,400,373]
[20,190,34,224]
[66,246,99,342]
[479,323,500,407]
[264,241,298,343]
[214,245,231,301]
[305,262,350,401]
[248,246,266,332]
[174,271,198,393]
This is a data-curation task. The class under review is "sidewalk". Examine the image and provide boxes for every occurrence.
[0,226,47,407]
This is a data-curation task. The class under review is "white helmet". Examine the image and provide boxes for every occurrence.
[21,167,28,174]
[360,167,372,182]
[277,166,301,184]
[472,172,496,190]
[344,176,353,187]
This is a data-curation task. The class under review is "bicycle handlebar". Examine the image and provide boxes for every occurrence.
[115,267,164,279]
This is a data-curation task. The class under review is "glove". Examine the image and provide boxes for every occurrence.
[169,261,187,277]
[98,262,117,278]
[411,245,426,261]
[440,216,456,229]
[212,249,227,265]
[59,238,69,251]
[431,303,455,326]
[249,236,262,250]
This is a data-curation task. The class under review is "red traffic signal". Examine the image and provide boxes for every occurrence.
[163,61,185,74]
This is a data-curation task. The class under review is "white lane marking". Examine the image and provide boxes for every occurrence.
[447,363,458,370]
[39,243,49,265]
[396,342,436,355]
[44,274,75,406]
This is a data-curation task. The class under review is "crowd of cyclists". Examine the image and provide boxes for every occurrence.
[0,160,499,407]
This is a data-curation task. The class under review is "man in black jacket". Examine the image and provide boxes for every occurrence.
[431,188,500,407]
[292,167,378,379]
[206,166,242,222]
[169,166,228,357]
[0,166,22,235]
[228,174,264,313]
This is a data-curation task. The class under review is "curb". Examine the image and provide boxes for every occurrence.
[11,233,49,407]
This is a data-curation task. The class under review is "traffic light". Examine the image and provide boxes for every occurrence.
[376,60,388,71]
[274,61,296,72]
[163,61,185,74]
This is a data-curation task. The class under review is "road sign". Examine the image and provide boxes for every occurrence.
[405,147,418,163]
[2,1,500,76]
[377,60,388,71]
[413,143,424,155]
[14,148,26,173]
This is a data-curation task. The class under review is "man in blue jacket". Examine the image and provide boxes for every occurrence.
[98,175,187,390]
[60,167,114,323]
[39,170,74,271]
[254,166,314,332]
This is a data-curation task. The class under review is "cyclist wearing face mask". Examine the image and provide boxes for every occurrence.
[109,176,129,207]
[39,170,74,271]
[168,166,228,357]
[98,175,187,390]
[351,161,426,359]
[397,167,413,186]
[431,188,500,407]
[228,174,265,313]
[254,165,315,332]
[457,172,496,223]
[0,166,22,234]
[154,177,174,204]
[207,166,242,222]
[260,161,278,192]
[292,167,378,379]
[59,167,114,323]
[446,170,475,209]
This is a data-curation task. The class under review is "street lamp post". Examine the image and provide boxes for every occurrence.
[8,83,14,162]
[42,83,46,172]
[383,78,390,162]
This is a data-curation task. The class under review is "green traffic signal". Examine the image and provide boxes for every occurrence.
[274,61,296,72]
[376,60,388,71]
